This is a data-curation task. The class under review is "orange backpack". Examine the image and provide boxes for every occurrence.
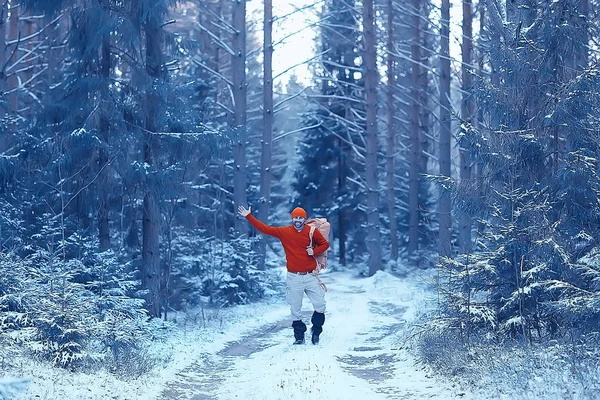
[307,218,331,271]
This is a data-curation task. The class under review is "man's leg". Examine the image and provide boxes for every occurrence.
[305,275,326,344]
[286,272,306,344]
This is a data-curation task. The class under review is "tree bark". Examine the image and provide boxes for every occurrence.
[23,13,33,83]
[419,15,431,182]
[232,0,248,236]
[475,1,485,203]
[258,0,273,269]
[143,16,165,319]
[567,0,588,153]
[338,137,347,266]
[98,2,111,251]
[459,0,474,252]
[576,0,589,71]
[363,0,382,276]
[7,1,18,114]
[408,0,421,256]
[386,0,398,263]
[0,2,7,141]
[439,0,452,257]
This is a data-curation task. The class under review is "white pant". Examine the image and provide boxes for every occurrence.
[286,272,326,320]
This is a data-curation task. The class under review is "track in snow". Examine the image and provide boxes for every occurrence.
[160,271,459,400]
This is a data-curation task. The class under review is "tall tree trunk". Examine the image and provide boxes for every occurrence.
[576,0,588,71]
[439,0,451,257]
[258,0,273,269]
[408,0,421,256]
[0,1,7,148]
[213,0,223,105]
[338,137,347,266]
[459,0,474,252]
[232,0,247,236]
[486,0,501,130]
[419,15,431,182]
[23,14,33,83]
[143,17,165,319]
[386,0,398,263]
[98,3,111,251]
[363,0,381,275]
[7,1,18,114]
[475,0,486,204]
[567,0,588,153]
[45,14,60,94]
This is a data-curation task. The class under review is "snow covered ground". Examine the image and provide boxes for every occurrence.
[9,266,598,399]
[11,266,598,399]
[159,269,457,400]
[6,268,472,399]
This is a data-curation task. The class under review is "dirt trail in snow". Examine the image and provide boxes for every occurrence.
[159,271,458,400]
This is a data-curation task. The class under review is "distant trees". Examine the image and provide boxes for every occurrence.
[294,0,365,267]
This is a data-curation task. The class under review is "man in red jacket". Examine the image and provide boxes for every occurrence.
[238,205,329,345]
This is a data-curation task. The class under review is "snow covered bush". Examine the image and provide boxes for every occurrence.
[0,199,25,250]
[0,246,159,372]
[170,229,270,308]
[0,252,33,331]
[81,250,155,374]
[415,335,600,400]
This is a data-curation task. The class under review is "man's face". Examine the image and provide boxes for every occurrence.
[292,216,306,230]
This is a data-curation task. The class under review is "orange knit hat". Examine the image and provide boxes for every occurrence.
[291,207,307,219]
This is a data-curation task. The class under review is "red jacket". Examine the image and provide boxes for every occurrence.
[246,214,330,273]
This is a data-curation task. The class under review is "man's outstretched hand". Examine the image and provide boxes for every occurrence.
[238,205,251,217]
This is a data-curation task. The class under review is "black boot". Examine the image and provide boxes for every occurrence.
[310,311,325,345]
[292,320,306,345]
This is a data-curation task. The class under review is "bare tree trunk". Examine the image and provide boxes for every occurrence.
[338,137,347,266]
[438,0,451,257]
[232,0,247,236]
[143,17,165,319]
[567,0,588,153]
[7,1,17,114]
[23,13,33,83]
[486,0,501,130]
[44,14,60,93]
[98,2,111,251]
[386,0,398,263]
[419,15,431,181]
[363,0,382,276]
[475,0,486,203]
[459,0,474,252]
[214,0,223,105]
[408,0,421,256]
[577,0,588,71]
[0,1,7,144]
[258,0,273,269]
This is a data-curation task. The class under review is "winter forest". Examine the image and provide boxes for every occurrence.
[1,0,600,398]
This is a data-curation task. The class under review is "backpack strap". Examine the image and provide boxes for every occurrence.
[309,225,316,248]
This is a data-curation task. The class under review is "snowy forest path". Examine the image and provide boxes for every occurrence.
[159,271,459,400]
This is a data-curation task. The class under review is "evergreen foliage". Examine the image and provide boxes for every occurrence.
[436,0,600,345]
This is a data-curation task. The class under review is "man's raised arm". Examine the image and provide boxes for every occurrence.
[237,205,282,238]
